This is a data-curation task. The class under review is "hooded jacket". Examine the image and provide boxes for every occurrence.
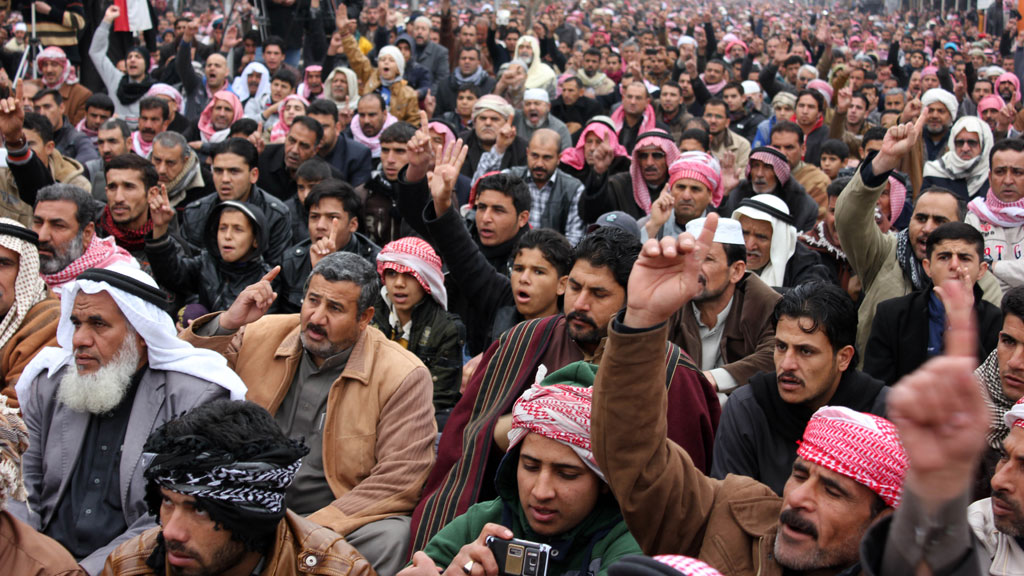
[420,444,642,576]
[342,34,421,125]
[396,33,435,96]
[146,201,274,313]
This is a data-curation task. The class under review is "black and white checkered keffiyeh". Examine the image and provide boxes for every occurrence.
[151,458,302,515]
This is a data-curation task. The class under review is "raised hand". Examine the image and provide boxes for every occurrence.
[624,213,719,328]
[147,184,175,239]
[887,279,988,505]
[997,104,1016,131]
[872,112,926,175]
[219,266,281,331]
[336,8,352,37]
[428,139,468,215]
[836,85,852,114]
[900,97,922,124]
[645,186,674,238]
[720,150,740,195]
[103,4,120,23]
[222,25,241,50]
[310,217,344,269]
[589,132,615,174]
[495,113,516,154]
[0,80,24,145]
[406,110,438,182]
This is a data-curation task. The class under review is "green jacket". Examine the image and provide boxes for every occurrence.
[421,448,641,576]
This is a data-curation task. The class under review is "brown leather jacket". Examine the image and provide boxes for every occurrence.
[0,511,85,576]
[100,510,376,576]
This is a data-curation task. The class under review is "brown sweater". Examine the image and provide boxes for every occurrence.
[1,296,59,407]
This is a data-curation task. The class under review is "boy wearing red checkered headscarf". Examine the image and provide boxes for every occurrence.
[371,237,464,431]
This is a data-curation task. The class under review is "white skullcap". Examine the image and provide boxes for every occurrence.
[685,217,745,245]
[523,88,550,103]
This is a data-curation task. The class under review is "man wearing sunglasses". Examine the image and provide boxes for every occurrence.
[965,137,1024,292]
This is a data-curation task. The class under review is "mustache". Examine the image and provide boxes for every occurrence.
[566,311,597,329]
[994,490,1021,513]
[779,508,819,539]
[777,371,803,386]
[305,323,327,338]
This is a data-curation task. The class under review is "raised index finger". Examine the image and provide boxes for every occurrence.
[936,279,976,359]
[261,265,282,283]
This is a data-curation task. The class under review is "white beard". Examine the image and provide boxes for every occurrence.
[58,333,142,415]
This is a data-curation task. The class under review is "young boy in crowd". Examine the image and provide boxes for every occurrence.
[291,157,333,243]
[373,237,464,430]
[819,138,850,181]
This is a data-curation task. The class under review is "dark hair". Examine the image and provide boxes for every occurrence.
[380,121,417,144]
[358,92,387,112]
[915,187,967,221]
[211,137,259,169]
[262,35,286,52]
[561,76,583,90]
[35,183,97,226]
[514,229,573,277]
[304,179,362,219]
[104,153,159,189]
[296,157,333,183]
[271,68,298,89]
[925,221,984,260]
[703,98,727,114]
[797,89,825,112]
[772,282,859,365]
[32,88,62,106]
[989,137,1024,166]
[850,92,870,110]
[1002,286,1024,319]
[722,81,744,96]
[584,47,602,59]
[723,242,747,266]
[572,227,642,291]
[84,93,115,114]
[661,81,681,94]
[679,128,709,151]
[228,118,260,137]
[23,112,54,144]
[458,45,482,60]
[100,118,131,139]
[476,172,532,214]
[862,127,888,150]
[685,117,710,133]
[706,58,727,71]
[821,138,850,160]
[142,400,308,553]
[138,96,170,121]
[289,116,325,146]
[456,83,483,97]
[784,54,805,68]
[307,99,340,123]
[771,120,805,145]
[306,252,379,315]
[827,176,852,199]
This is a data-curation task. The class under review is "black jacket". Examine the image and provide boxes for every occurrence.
[435,71,497,116]
[711,368,888,495]
[277,232,380,314]
[180,185,293,267]
[780,242,833,291]
[864,285,1002,385]
[146,201,274,313]
[459,130,528,180]
[718,178,820,233]
[730,105,767,143]
[257,143,347,202]
[371,295,464,430]
[578,170,661,225]
[320,134,373,189]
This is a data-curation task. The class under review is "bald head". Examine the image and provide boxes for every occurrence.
[205,53,229,90]
[527,129,562,185]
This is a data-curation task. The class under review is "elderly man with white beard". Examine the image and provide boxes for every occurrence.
[11,264,246,575]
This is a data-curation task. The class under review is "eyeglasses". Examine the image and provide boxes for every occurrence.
[637,152,666,160]
[954,138,980,149]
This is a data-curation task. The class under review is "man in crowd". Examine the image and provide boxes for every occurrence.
[732,195,830,289]
[32,89,98,167]
[799,177,859,300]
[793,89,830,166]
[513,89,572,150]
[578,48,616,98]
[348,93,397,160]
[90,119,131,202]
[0,111,92,203]
[75,94,114,149]
[865,222,1002,385]
[967,138,1024,291]
[94,154,164,268]
[642,151,721,240]
[411,15,450,87]
[151,131,215,210]
[920,87,958,161]
[183,253,436,576]
[461,95,527,180]
[181,138,293,266]
[667,215,781,406]
[722,82,765,143]
[436,46,496,116]
[257,116,329,201]
[771,122,831,218]
[705,98,751,176]
[712,282,888,494]
[719,145,819,232]
[0,220,58,399]
[127,98,170,158]
[307,99,373,190]
[655,82,691,144]
[500,129,584,244]
[580,130,678,223]
[617,83,668,153]
[552,78,605,143]
[16,264,245,574]
[101,400,373,576]
[36,47,92,126]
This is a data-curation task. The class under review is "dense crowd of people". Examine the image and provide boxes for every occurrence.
[0,0,1023,574]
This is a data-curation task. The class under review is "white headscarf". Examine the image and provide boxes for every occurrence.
[231,62,271,104]
[0,219,48,351]
[324,66,359,111]
[923,116,994,198]
[515,36,557,92]
[15,263,247,401]
[731,194,798,288]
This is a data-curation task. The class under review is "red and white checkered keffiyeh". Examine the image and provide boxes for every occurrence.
[377,237,448,310]
[508,383,602,481]
[41,235,137,294]
[748,147,792,187]
[653,556,724,576]
[669,152,724,208]
[37,47,79,88]
[1003,397,1024,431]
[630,132,679,215]
[797,406,908,508]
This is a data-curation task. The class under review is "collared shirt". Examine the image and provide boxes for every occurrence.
[278,347,353,515]
[525,171,585,244]
[48,368,142,559]
[692,297,740,405]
